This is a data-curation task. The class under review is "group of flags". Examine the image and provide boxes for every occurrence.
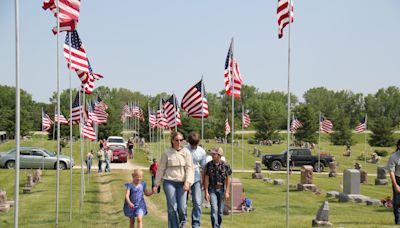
[122,103,144,121]
[289,116,368,134]
[41,94,109,141]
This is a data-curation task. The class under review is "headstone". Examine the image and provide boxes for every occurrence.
[328,162,337,177]
[224,178,243,213]
[343,169,360,195]
[375,166,388,185]
[298,165,317,192]
[25,174,34,188]
[252,161,264,179]
[354,163,362,170]
[360,170,368,183]
[33,169,42,183]
[0,191,10,212]
[326,191,339,198]
[312,201,332,227]
[366,199,382,206]
[263,178,273,183]
[273,179,284,185]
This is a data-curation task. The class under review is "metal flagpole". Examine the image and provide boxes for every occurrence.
[55,1,61,226]
[285,1,293,227]
[68,32,73,223]
[201,77,204,141]
[364,114,368,166]
[53,105,56,141]
[42,108,45,171]
[138,101,140,145]
[318,112,321,173]
[173,93,177,132]
[230,37,235,221]
[148,101,151,158]
[14,1,21,226]
[79,91,85,210]
[241,105,244,171]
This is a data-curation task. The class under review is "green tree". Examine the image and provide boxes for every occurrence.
[293,104,318,143]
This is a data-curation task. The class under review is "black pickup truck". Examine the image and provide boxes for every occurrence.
[261,148,335,172]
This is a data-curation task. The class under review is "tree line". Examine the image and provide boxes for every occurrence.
[1,84,399,147]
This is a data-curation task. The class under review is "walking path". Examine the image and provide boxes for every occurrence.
[73,161,147,170]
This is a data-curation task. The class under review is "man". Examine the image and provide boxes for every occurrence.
[387,139,400,224]
[104,146,113,173]
[204,147,231,228]
[97,145,105,173]
[186,132,206,228]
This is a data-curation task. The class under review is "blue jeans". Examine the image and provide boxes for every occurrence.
[393,176,400,224]
[105,159,111,172]
[86,160,92,174]
[97,160,103,173]
[191,181,202,228]
[163,180,187,228]
[209,188,225,228]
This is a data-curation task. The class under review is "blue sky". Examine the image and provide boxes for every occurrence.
[1,0,399,103]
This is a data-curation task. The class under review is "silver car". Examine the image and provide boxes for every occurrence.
[0,147,74,170]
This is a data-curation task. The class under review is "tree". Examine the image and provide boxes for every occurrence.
[293,104,318,144]
[330,114,354,145]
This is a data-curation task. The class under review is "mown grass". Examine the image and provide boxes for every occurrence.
[0,134,399,227]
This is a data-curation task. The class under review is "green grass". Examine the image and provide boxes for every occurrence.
[0,135,399,227]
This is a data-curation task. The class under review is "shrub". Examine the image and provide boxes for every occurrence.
[374,149,388,157]
[247,137,256,144]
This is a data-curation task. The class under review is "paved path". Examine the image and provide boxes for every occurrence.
[73,161,147,170]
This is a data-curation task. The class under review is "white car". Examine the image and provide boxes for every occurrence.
[106,136,127,149]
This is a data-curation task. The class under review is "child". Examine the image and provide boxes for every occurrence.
[123,169,153,228]
[149,158,160,193]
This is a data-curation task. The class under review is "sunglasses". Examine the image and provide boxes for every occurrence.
[174,139,184,142]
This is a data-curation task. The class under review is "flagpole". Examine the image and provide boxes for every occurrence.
[318,112,321,173]
[364,114,368,166]
[138,101,140,146]
[53,105,56,141]
[230,37,235,221]
[55,1,61,226]
[201,78,205,141]
[285,1,293,227]
[148,101,152,159]
[241,105,244,171]
[79,91,85,210]
[42,108,45,171]
[13,1,21,226]
[68,33,73,223]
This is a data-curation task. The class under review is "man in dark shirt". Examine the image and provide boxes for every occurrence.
[204,147,231,228]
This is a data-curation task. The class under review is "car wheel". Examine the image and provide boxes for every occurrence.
[6,160,15,169]
[55,162,67,170]
[270,160,282,171]
[313,162,324,172]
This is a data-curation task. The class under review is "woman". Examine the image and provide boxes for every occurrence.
[153,131,194,228]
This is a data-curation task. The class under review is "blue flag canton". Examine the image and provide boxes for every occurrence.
[65,30,82,49]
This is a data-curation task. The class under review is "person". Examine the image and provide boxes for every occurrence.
[104,146,113,173]
[123,169,153,228]
[186,132,206,228]
[153,131,194,228]
[86,149,94,174]
[386,139,400,224]
[204,147,232,228]
[127,138,134,159]
[149,158,160,193]
[97,145,105,173]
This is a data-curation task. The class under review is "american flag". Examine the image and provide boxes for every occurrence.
[69,91,83,123]
[224,39,243,98]
[88,101,107,124]
[42,111,53,131]
[55,110,69,124]
[64,30,89,76]
[148,109,157,129]
[156,98,168,128]
[320,116,333,134]
[131,105,140,118]
[42,0,80,34]
[277,0,294,39]
[291,118,303,132]
[77,61,103,95]
[122,103,131,118]
[355,117,367,133]
[164,94,181,128]
[224,114,231,136]
[181,80,209,118]
[81,122,96,141]
[95,95,108,111]
[242,111,250,128]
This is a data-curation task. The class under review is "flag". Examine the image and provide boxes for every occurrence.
[69,91,83,123]
[81,122,96,141]
[42,111,53,131]
[55,110,69,124]
[320,116,333,133]
[76,61,104,94]
[122,103,131,118]
[131,105,140,118]
[291,118,303,132]
[224,113,231,136]
[42,0,80,34]
[355,117,367,133]
[242,111,250,128]
[149,110,157,128]
[95,95,108,110]
[64,31,89,75]
[277,0,294,39]
[181,79,209,118]
[156,98,168,128]
[88,101,108,124]
[224,39,243,98]
[163,94,181,128]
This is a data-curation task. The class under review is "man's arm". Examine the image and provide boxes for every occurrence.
[224,175,231,200]
[390,171,400,193]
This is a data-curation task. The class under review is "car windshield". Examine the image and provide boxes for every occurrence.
[45,150,56,157]
[108,138,124,143]
[110,145,125,150]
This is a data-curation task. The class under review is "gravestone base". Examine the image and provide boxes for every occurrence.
[328,173,337,177]
[297,183,317,192]
[6,201,14,207]
[338,193,368,203]
[326,191,339,198]
[252,173,263,179]
[312,220,333,227]
[23,187,31,194]
[366,199,382,206]
[273,179,284,185]
[375,179,388,185]
[0,204,10,213]
[263,178,273,183]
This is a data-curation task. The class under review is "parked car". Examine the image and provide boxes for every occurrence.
[110,145,128,163]
[107,136,127,149]
[261,148,335,172]
[0,147,74,170]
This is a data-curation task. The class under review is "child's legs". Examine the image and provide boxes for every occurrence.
[129,218,135,228]
[136,215,143,228]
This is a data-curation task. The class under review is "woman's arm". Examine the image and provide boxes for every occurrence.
[125,188,134,208]
[154,151,168,191]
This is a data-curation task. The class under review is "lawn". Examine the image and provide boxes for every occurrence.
[0,134,398,227]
